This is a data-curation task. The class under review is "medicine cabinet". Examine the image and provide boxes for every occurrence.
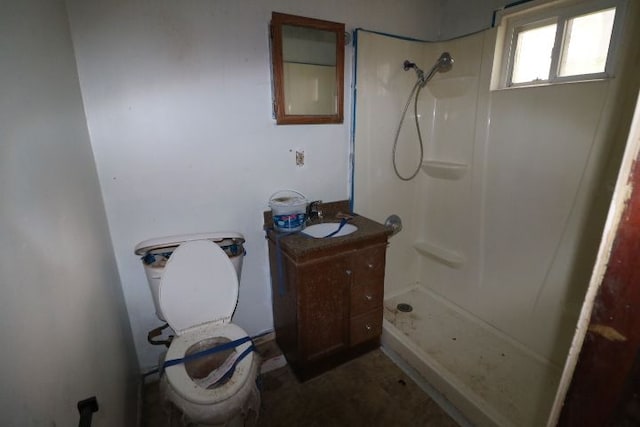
[270,12,345,125]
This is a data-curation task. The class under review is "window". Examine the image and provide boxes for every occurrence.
[495,0,624,88]
[558,8,616,76]
[511,20,557,83]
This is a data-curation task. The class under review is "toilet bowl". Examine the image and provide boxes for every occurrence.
[141,237,260,426]
[161,323,260,426]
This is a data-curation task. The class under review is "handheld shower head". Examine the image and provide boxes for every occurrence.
[403,53,454,87]
[395,53,455,181]
[436,52,454,73]
[423,52,454,84]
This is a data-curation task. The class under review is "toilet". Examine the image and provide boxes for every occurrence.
[135,233,260,426]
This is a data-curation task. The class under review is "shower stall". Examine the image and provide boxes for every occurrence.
[352,12,639,427]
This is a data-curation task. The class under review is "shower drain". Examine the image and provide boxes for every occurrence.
[396,303,413,313]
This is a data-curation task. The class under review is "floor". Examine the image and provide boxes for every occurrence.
[141,340,459,427]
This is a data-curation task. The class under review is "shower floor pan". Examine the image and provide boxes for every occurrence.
[382,286,561,427]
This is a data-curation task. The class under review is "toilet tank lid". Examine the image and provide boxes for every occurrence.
[134,232,245,256]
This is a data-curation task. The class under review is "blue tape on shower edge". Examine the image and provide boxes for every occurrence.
[353,27,429,43]
[492,0,536,27]
[349,29,359,213]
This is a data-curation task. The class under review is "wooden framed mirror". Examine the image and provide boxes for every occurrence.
[270,12,345,125]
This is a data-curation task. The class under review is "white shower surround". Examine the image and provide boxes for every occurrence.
[354,24,634,425]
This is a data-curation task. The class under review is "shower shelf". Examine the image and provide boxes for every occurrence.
[414,242,465,268]
[421,160,468,180]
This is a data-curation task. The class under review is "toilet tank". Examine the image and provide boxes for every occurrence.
[134,232,245,322]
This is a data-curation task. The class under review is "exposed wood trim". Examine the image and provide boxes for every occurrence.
[558,93,640,426]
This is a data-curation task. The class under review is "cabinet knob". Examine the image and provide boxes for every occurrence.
[365,324,372,331]
[365,294,373,301]
[345,269,352,276]
[367,263,374,269]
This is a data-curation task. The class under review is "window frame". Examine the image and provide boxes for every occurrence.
[506,16,559,86]
[496,0,626,89]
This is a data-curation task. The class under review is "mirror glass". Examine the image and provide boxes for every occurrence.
[271,13,345,124]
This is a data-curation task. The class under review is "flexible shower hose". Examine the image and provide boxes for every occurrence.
[392,79,425,181]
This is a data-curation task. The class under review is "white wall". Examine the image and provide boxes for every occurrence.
[0,1,138,425]
[65,0,442,370]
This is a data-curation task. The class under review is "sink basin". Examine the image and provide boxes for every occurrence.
[301,222,358,238]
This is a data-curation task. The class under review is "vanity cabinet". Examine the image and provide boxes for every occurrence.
[265,211,388,380]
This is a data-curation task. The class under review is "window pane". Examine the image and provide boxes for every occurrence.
[511,23,557,84]
[559,8,616,77]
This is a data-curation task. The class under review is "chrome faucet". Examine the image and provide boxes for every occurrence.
[307,200,323,222]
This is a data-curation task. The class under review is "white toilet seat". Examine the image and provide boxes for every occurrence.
[159,240,239,334]
[165,322,255,405]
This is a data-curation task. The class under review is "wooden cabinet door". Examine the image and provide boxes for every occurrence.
[298,255,350,361]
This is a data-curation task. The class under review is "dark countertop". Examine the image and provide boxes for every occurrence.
[264,200,390,263]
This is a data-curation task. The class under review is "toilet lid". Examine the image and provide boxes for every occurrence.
[159,240,239,334]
